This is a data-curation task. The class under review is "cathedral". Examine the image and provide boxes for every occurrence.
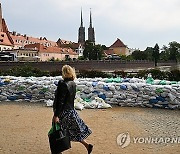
[78,9,95,45]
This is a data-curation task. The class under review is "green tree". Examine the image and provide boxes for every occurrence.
[152,43,160,67]
[160,45,170,61]
[101,45,108,50]
[160,41,180,62]
[83,41,103,60]
[131,50,147,60]
[94,44,103,60]
[83,40,94,60]
[144,47,154,60]
[169,41,180,62]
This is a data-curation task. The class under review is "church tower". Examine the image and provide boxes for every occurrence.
[78,9,85,44]
[88,9,95,44]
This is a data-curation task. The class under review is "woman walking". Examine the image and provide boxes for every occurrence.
[52,65,93,153]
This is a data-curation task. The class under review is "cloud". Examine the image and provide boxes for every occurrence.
[1,0,180,49]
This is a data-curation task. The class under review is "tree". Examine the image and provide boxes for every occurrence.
[144,47,154,60]
[169,41,180,62]
[131,50,147,60]
[94,44,103,60]
[83,40,103,60]
[83,40,94,60]
[152,43,160,67]
[101,45,108,50]
[160,41,180,62]
[160,45,170,61]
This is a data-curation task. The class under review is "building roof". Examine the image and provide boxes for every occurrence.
[57,38,83,49]
[57,38,73,45]
[24,43,78,55]
[0,32,13,46]
[0,18,13,46]
[110,38,126,48]
[10,32,58,47]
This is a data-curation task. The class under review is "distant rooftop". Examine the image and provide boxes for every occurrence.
[110,38,126,48]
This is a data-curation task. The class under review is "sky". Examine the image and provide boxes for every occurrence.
[1,0,180,50]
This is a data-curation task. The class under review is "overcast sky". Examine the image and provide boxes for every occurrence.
[1,0,180,50]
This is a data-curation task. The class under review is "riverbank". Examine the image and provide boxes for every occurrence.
[0,102,180,154]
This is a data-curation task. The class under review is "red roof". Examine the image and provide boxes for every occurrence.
[10,33,58,47]
[110,38,126,48]
[0,32,13,46]
[0,18,13,46]
[24,43,78,55]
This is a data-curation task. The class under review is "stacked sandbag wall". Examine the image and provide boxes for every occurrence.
[0,76,179,110]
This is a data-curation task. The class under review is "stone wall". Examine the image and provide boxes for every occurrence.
[0,60,177,72]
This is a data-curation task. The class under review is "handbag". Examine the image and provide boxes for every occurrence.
[48,122,71,154]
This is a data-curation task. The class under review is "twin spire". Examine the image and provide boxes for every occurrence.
[78,8,95,44]
[89,9,92,28]
[80,8,83,27]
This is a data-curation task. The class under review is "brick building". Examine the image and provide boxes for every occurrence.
[104,38,130,58]
[0,2,79,61]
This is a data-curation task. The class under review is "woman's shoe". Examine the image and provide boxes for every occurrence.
[88,144,93,154]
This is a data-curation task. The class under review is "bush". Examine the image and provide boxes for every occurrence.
[113,70,127,78]
[135,69,180,81]
[0,65,50,77]
[0,66,179,81]
[135,70,147,78]
[166,69,180,81]
[148,69,166,80]
[50,70,62,77]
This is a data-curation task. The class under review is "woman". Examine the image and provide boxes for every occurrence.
[52,65,93,154]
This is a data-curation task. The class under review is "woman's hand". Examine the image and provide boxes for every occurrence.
[52,116,60,123]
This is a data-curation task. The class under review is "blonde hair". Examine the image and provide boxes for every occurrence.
[62,65,76,80]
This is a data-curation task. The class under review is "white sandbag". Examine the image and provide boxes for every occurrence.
[94,97,112,109]
[168,93,176,101]
[168,104,179,109]
[109,85,116,91]
[154,104,163,108]
[76,85,86,91]
[86,100,99,109]
[45,99,53,107]
[74,102,84,110]
[104,91,113,98]
[97,82,104,89]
